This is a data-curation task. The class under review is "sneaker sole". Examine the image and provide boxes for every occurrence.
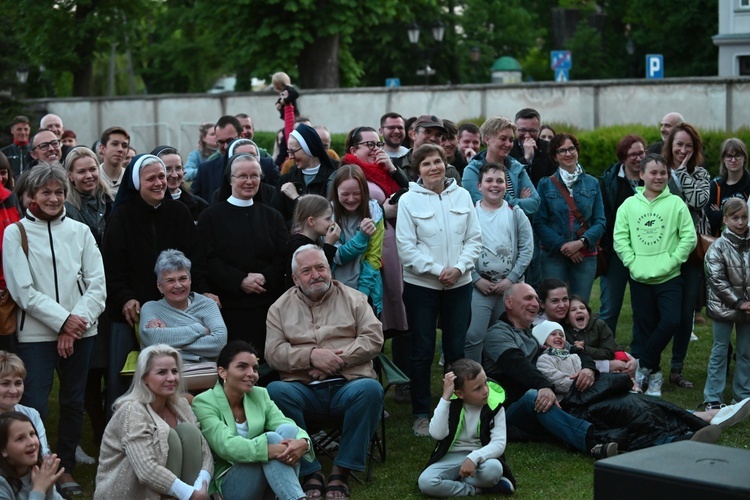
[690,425,722,444]
[712,398,750,429]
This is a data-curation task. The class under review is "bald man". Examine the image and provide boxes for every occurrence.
[481,283,617,459]
[40,113,64,139]
[647,112,684,155]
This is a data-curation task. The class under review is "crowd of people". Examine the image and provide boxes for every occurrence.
[0,100,749,499]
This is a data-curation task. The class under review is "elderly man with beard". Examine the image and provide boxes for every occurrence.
[266,244,384,498]
[482,283,619,459]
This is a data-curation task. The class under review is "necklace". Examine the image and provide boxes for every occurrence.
[231,406,245,423]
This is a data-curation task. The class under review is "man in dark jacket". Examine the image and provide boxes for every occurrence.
[192,115,240,201]
[482,283,618,459]
[1,116,31,178]
[509,108,556,187]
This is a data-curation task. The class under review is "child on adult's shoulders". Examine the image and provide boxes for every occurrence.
[418,359,515,497]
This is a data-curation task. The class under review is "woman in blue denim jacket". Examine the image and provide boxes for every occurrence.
[534,133,606,302]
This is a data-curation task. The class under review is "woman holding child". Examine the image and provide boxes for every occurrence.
[533,321,750,451]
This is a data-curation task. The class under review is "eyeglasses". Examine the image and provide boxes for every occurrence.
[231,174,261,182]
[287,147,303,156]
[517,128,539,135]
[724,154,744,162]
[356,141,385,151]
[216,137,238,147]
[555,146,577,156]
[33,140,61,152]
[383,125,404,131]
[165,166,184,174]
[418,129,445,141]
[627,151,646,160]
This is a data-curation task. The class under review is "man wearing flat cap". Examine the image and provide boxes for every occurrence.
[393,114,461,185]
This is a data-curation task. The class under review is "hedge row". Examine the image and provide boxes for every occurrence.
[254,124,750,180]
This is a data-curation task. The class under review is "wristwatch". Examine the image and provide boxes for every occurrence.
[580,236,588,248]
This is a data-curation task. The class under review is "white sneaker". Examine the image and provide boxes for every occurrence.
[690,332,699,341]
[711,398,750,429]
[75,445,96,465]
[635,360,649,392]
[644,371,663,397]
[413,417,430,437]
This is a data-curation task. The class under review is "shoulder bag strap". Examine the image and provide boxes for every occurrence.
[549,175,588,238]
[14,222,28,256]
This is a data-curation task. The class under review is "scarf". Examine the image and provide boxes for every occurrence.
[13,139,28,148]
[28,202,63,222]
[542,346,571,359]
[559,164,583,191]
[342,153,401,198]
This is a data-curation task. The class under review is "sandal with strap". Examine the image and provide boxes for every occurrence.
[669,370,694,388]
[325,473,350,499]
[302,472,326,500]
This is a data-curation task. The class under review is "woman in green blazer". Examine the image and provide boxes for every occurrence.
[192,341,312,499]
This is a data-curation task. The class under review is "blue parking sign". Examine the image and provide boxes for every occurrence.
[646,54,663,79]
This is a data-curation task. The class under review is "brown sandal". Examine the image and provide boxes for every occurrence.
[670,370,694,388]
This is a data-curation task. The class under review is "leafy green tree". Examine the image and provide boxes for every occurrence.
[625,0,718,77]
[8,0,152,97]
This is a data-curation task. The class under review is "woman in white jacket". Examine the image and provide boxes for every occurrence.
[2,163,106,497]
[396,144,482,437]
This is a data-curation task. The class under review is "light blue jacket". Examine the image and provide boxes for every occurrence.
[461,150,540,215]
[534,167,606,255]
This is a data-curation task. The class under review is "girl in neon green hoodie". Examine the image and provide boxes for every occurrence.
[613,154,696,397]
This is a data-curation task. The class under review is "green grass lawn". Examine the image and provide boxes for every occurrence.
[50,281,750,499]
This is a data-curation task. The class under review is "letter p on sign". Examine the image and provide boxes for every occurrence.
[646,54,663,79]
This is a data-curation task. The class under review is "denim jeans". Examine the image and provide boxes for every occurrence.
[525,230,543,290]
[540,254,597,303]
[629,276,682,372]
[599,251,630,338]
[17,336,94,472]
[418,451,504,497]
[219,424,304,500]
[403,282,472,417]
[465,289,505,363]
[107,321,137,415]
[266,378,383,477]
[672,262,700,371]
[704,320,750,403]
[505,389,590,452]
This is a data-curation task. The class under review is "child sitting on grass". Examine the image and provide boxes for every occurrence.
[565,296,639,391]
[418,359,515,497]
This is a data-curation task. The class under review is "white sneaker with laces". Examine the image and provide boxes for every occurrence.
[413,417,430,437]
[635,360,649,392]
[711,398,750,429]
[644,371,663,397]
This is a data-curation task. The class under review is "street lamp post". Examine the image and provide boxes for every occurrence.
[471,46,481,83]
[408,20,445,85]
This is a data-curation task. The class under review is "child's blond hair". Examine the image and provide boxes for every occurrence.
[272,72,292,91]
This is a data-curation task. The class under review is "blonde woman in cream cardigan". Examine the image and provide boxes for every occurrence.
[94,345,213,500]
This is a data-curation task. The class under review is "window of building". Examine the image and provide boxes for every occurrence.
[739,55,750,75]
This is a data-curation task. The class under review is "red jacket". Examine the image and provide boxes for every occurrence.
[0,186,22,289]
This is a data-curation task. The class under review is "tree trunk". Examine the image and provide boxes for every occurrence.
[71,1,98,96]
[297,34,340,89]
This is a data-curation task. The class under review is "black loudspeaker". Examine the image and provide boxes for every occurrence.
[594,441,750,499]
